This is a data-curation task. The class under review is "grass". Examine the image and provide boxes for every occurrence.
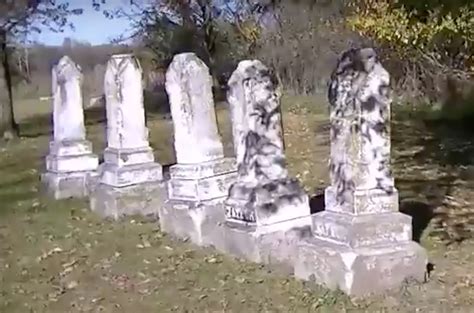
[1,93,474,312]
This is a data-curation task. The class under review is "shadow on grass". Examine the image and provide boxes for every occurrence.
[399,200,435,243]
[393,92,474,243]
[309,191,325,215]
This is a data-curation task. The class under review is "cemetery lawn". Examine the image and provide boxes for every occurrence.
[2,95,474,312]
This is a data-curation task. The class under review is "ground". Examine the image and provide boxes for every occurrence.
[1,94,474,312]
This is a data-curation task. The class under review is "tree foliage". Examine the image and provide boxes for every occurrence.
[347,0,473,73]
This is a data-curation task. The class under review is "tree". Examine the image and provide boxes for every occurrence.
[0,0,82,140]
[101,0,272,81]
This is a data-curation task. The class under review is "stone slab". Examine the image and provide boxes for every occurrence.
[46,153,99,173]
[169,157,236,179]
[325,186,400,215]
[48,140,94,157]
[312,211,413,248]
[168,158,237,202]
[89,181,166,220]
[41,170,98,199]
[294,236,428,296]
[158,198,226,248]
[103,146,155,167]
[218,218,312,270]
[225,183,310,227]
[99,162,163,187]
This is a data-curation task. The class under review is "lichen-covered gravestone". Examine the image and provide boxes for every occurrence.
[41,56,99,199]
[158,53,237,247]
[294,48,427,296]
[89,54,164,219]
[220,60,311,266]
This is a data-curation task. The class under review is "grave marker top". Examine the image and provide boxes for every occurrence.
[327,47,394,212]
[52,56,85,141]
[165,53,224,164]
[226,60,308,225]
[104,54,149,150]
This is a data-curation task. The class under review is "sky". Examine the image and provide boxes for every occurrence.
[28,0,138,46]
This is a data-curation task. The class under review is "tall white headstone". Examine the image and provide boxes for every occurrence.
[89,54,164,220]
[41,56,99,199]
[99,54,162,187]
[166,53,224,164]
[158,53,237,247]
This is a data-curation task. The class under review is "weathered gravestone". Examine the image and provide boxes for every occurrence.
[89,54,164,219]
[294,48,427,296]
[41,56,99,199]
[158,53,237,247]
[220,60,311,266]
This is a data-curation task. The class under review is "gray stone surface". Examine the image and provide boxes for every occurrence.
[41,171,98,199]
[41,56,99,199]
[168,158,237,202]
[219,220,312,271]
[294,237,427,296]
[158,198,226,247]
[89,181,166,220]
[224,60,311,228]
[295,48,427,296]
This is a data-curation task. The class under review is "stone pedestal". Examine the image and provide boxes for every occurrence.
[293,48,427,296]
[99,147,162,187]
[90,181,166,220]
[89,53,164,219]
[41,140,99,199]
[221,180,311,267]
[295,236,427,296]
[294,188,427,296]
[158,158,237,246]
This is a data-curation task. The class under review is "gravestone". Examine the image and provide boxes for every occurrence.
[41,56,99,199]
[220,60,311,267]
[158,53,237,247]
[89,54,164,219]
[294,48,427,296]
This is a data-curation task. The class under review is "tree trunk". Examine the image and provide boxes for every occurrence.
[0,29,19,140]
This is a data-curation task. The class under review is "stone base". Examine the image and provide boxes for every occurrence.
[325,186,400,214]
[158,198,226,248]
[41,170,98,199]
[312,211,413,248]
[89,181,166,220]
[225,177,310,225]
[99,162,163,187]
[46,140,99,172]
[217,215,312,269]
[168,158,237,202]
[103,146,155,167]
[294,237,428,296]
